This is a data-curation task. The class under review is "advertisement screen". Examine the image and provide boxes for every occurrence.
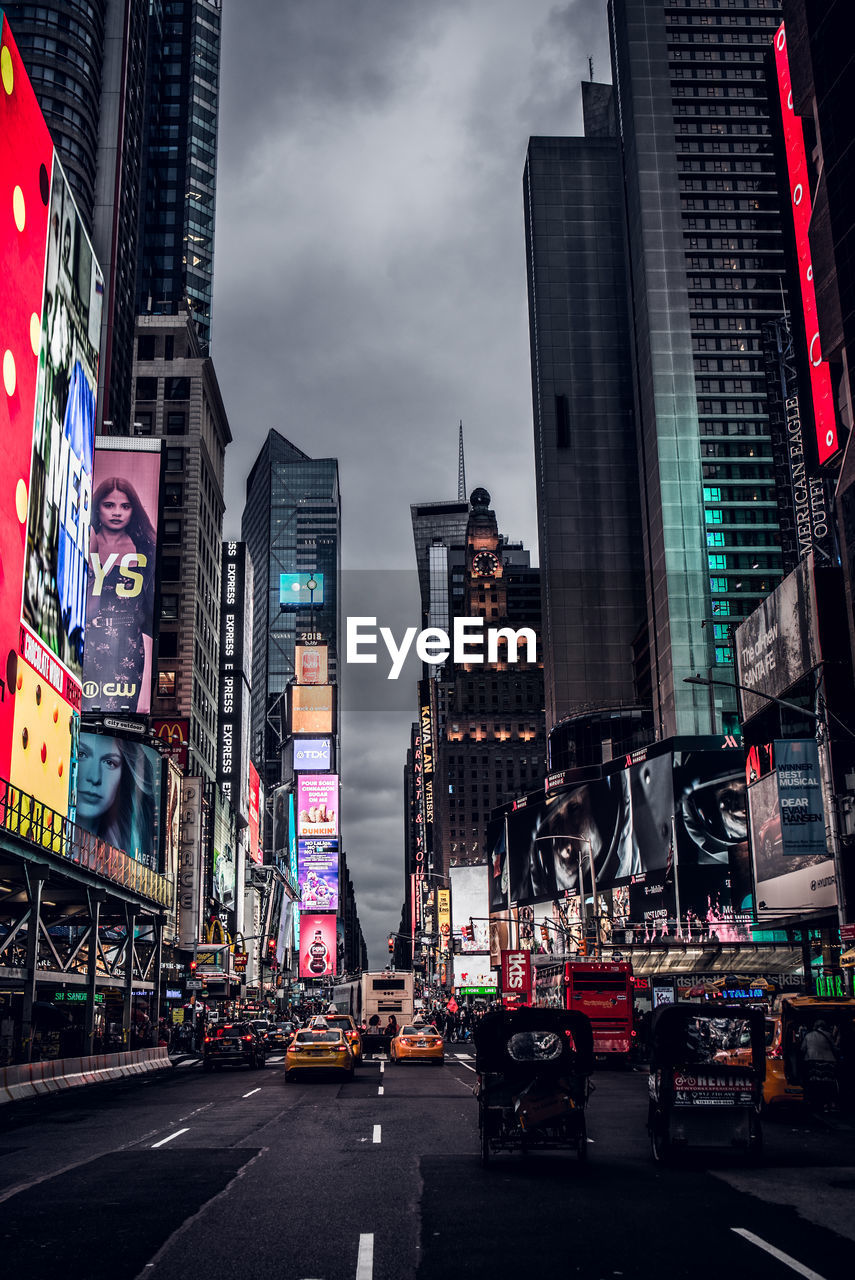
[298,837,339,911]
[83,447,159,714]
[0,17,55,793]
[76,731,162,869]
[280,572,324,608]
[247,762,262,864]
[297,774,338,838]
[775,739,825,859]
[299,911,337,978]
[293,737,331,771]
[453,954,496,993]
[450,864,489,953]
[774,23,838,465]
[211,788,236,909]
[748,744,836,915]
[23,157,103,683]
[735,558,821,724]
[153,718,189,769]
[295,644,328,685]
[291,684,334,735]
[273,783,289,861]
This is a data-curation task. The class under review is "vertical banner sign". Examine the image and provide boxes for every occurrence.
[296,774,338,838]
[83,447,160,714]
[247,761,261,864]
[419,679,435,866]
[501,950,532,1005]
[178,777,203,948]
[437,888,451,951]
[774,23,838,465]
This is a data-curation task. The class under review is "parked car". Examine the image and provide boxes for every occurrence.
[203,1021,266,1071]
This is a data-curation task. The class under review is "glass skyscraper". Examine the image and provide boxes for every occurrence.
[241,431,341,797]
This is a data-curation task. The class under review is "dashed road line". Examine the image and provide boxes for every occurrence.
[378,1085,384,1095]
[242,1087,261,1098]
[372,1124,381,1144]
[356,1233,374,1280]
[731,1229,827,1280]
[151,1128,189,1149]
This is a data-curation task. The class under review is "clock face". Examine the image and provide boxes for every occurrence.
[472,550,500,578]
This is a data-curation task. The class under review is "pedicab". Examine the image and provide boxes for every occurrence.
[647,1002,765,1162]
[474,1005,595,1166]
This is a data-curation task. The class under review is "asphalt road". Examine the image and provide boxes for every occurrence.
[0,1051,852,1280]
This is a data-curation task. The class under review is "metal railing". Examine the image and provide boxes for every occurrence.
[0,776,173,909]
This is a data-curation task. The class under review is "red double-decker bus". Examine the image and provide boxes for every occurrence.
[535,960,634,1059]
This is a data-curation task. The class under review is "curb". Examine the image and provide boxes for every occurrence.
[0,1046,172,1105]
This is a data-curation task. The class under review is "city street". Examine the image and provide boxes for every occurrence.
[0,1055,851,1280]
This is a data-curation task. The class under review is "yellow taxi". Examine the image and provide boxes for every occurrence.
[285,1026,355,1082]
[390,1023,444,1065]
[324,1013,363,1063]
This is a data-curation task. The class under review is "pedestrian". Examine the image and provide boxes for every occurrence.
[384,1014,398,1039]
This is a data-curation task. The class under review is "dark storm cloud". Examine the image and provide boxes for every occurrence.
[213,1,611,962]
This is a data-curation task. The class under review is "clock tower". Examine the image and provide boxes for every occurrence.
[464,488,507,621]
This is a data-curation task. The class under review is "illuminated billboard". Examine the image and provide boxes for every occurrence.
[774,23,839,465]
[153,718,189,770]
[291,684,334,735]
[211,787,236,909]
[295,643,328,685]
[76,731,162,869]
[293,737,331,771]
[298,911,337,978]
[82,446,160,714]
[0,18,102,817]
[298,837,339,911]
[247,762,262,864]
[297,774,338,838]
[279,572,324,608]
[450,864,490,953]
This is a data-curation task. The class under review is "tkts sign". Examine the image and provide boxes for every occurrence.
[501,950,532,1006]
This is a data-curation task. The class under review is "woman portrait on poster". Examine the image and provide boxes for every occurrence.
[75,734,157,869]
[86,477,156,713]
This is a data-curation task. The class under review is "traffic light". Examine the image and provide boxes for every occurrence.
[388,935,395,953]
[188,960,197,977]
[461,924,472,942]
[539,924,550,944]
[578,937,588,957]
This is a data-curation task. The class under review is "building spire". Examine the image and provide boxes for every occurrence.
[457,420,467,503]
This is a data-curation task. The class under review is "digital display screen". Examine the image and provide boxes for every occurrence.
[280,572,324,607]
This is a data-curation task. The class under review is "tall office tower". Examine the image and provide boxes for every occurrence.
[410,499,470,631]
[241,430,341,800]
[133,312,232,781]
[135,0,222,353]
[608,0,788,737]
[432,490,546,873]
[3,1,149,431]
[524,85,652,769]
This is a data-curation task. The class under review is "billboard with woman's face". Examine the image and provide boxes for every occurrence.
[82,447,160,714]
[75,731,161,869]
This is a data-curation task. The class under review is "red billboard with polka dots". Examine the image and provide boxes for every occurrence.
[0,13,103,818]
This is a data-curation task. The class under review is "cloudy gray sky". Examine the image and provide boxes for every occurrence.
[213,0,611,965]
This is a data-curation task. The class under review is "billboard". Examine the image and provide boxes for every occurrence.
[247,762,262,864]
[298,837,339,911]
[501,949,532,1005]
[735,557,821,723]
[450,864,490,953]
[748,740,835,915]
[280,572,324,608]
[82,446,159,714]
[293,737,331,771]
[297,774,338,838]
[76,730,161,868]
[291,684,334,735]
[453,954,496,993]
[0,22,102,817]
[437,888,451,950]
[295,644,328,685]
[177,776,203,948]
[211,787,236,909]
[774,23,839,465]
[153,718,189,769]
[0,17,55,794]
[299,911,337,978]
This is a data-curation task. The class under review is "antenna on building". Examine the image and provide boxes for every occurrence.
[588,56,594,82]
[457,420,467,502]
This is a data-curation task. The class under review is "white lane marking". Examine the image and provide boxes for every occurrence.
[151,1128,189,1149]
[356,1233,374,1280]
[455,1053,474,1060]
[175,1058,200,1068]
[379,1060,385,1074]
[731,1229,828,1280]
[378,1085,384,1096]
[242,1087,261,1098]
[372,1124,381,1144]
[456,1060,477,1073]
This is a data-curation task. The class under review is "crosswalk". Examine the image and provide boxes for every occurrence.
[173,1051,470,1070]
